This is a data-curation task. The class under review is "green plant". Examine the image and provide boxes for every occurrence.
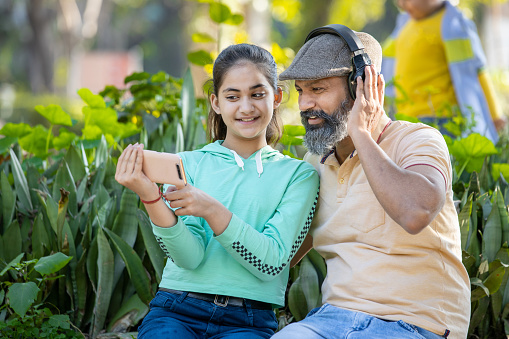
[0,70,207,338]
[0,252,84,338]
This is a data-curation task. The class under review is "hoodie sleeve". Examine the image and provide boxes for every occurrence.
[150,154,208,270]
[151,211,206,270]
[214,166,319,281]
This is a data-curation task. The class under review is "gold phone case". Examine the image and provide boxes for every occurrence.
[142,150,187,188]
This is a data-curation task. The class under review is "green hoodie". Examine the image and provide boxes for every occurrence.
[152,141,319,307]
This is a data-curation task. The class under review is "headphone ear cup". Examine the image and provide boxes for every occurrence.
[348,71,356,100]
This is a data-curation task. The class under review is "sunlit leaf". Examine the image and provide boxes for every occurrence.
[0,123,33,138]
[187,50,214,66]
[124,72,151,84]
[493,163,509,183]
[394,113,420,123]
[191,33,216,43]
[151,71,169,83]
[18,125,51,159]
[450,133,498,174]
[53,128,77,151]
[224,13,244,25]
[78,88,106,109]
[209,2,231,23]
[34,104,73,126]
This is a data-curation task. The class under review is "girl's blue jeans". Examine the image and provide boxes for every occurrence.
[272,303,447,339]
[137,290,278,338]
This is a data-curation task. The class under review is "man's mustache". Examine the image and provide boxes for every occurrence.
[300,110,331,120]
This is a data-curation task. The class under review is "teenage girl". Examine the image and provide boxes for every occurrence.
[115,43,319,338]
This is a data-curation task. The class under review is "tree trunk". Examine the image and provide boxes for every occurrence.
[26,0,55,93]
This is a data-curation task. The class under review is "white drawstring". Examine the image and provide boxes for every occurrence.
[229,150,244,170]
[229,149,264,177]
[255,150,263,177]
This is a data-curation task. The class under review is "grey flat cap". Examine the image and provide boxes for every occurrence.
[279,31,382,81]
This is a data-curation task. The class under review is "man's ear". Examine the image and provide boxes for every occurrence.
[274,87,283,109]
[210,94,221,114]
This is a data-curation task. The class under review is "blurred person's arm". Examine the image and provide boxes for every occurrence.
[478,70,507,131]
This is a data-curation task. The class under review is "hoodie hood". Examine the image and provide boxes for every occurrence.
[197,140,281,177]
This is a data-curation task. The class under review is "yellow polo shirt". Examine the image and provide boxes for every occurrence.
[304,115,470,338]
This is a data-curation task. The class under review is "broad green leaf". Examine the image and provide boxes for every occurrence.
[151,71,169,82]
[282,149,297,159]
[9,149,33,211]
[176,122,185,154]
[64,145,87,183]
[283,125,306,137]
[34,104,72,126]
[1,171,15,227]
[53,128,77,151]
[482,195,502,263]
[191,33,216,43]
[0,123,33,138]
[450,133,498,174]
[458,193,473,250]
[32,213,50,259]
[92,227,114,338]
[288,277,307,321]
[34,252,72,276]
[112,189,139,287]
[48,314,71,330]
[107,293,148,332]
[483,265,506,294]
[0,136,17,154]
[471,278,489,302]
[182,68,196,146]
[78,88,106,108]
[468,296,489,335]
[479,158,491,193]
[495,188,509,246]
[75,250,88,328]
[137,209,165,282]
[187,50,214,66]
[104,228,154,305]
[224,13,244,25]
[305,249,327,285]
[279,134,303,146]
[209,2,231,23]
[299,256,321,310]
[3,221,22,262]
[124,72,151,84]
[0,253,24,277]
[493,163,509,183]
[394,113,420,123]
[18,125,51,159]
[7,282,40,317]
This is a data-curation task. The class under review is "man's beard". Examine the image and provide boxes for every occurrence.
[301,99,352,155]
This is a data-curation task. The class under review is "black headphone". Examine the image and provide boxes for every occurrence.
[305,24,372,100]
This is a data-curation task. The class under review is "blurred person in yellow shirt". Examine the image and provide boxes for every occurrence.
[382,0,506,142]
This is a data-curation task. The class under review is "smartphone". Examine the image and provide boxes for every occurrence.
[142,150,187,189]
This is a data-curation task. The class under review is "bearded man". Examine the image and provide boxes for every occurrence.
[272,26,470,339]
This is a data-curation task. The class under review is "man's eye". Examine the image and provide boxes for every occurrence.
[313,88,324,93]
[226,95,238,100]
[253,92,266,98]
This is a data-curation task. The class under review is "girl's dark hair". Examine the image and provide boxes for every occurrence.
[207,43,283,146]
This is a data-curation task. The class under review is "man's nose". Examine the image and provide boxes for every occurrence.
[298,94,315,112]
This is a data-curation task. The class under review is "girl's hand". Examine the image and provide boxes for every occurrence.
[347,65,385,139]
[164,184,232,235]
[115,143,159,201]
[164,184,223,219]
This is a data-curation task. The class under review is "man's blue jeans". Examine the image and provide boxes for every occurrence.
[272,304,446,339]
[137,290,278,338]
